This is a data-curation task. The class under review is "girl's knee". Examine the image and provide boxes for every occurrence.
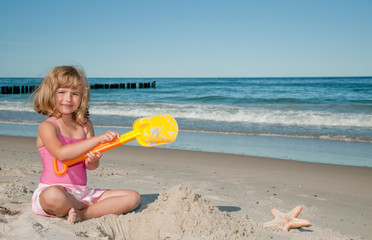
[132,190,141,207]
[123,190,141,209]
[39,186,70,216]
[40,186,66,203]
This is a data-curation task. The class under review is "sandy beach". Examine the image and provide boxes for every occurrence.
[0,135,371,240]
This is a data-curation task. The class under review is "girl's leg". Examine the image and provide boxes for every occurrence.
[39,185,88,218]
[83,189,141,219]
[40,187,140,223]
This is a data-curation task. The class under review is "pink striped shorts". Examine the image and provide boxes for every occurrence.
[31,183,106,217]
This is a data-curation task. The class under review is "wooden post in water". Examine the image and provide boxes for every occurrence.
[110,83,119,89]
[31,86,36,93]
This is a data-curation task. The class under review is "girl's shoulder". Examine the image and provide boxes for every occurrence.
[39,118,57,128]
[36,118,59,148]
[38,118,59,134]
[83,119,93,128]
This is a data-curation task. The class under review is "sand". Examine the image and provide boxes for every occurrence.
[0,135,371,240]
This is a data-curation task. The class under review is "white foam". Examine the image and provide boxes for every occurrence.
[89,102,372,128]
[2,100,372,128]
[0,101,34,112]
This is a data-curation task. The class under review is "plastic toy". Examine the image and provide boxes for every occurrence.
[53,114,178,175]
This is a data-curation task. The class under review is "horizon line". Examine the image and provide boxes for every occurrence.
[0,75,371,79]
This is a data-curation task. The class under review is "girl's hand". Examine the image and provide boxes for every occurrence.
[85,150,102,170]
[85,131,119,170]
[98,131,120,143]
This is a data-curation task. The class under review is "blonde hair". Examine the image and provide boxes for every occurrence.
[33,66,90,124]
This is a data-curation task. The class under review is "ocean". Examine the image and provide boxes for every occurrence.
[1,77,371,167]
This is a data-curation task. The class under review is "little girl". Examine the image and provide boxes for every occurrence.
[31,65,141,223]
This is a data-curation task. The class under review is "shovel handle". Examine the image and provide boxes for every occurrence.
[53,130,140,175]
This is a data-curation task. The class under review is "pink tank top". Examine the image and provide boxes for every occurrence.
[39,118,87,185]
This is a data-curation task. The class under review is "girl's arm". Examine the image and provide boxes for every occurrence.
[84,120,101,170]
[38,119,119,162]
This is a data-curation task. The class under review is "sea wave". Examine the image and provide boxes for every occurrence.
[1,100,372,129]
[88,102,372,128]
[0,101,34,112]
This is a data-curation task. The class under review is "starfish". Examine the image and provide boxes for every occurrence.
[263,206,310,231]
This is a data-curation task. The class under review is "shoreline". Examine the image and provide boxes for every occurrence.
[1,135,372,239]
[1,123,372,168]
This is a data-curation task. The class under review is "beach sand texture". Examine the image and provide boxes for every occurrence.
[0,136,371,239]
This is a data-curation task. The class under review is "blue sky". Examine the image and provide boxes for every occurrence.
[1,0,371,77]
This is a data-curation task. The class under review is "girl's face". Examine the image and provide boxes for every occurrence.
[55,87,82,116]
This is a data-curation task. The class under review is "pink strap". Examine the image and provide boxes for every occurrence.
[49,117,61,135]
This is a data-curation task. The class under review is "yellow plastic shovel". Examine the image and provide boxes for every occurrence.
[53,114,178,175]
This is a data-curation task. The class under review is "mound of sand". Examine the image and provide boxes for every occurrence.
[87,185,255,240]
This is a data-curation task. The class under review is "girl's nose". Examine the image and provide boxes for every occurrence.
[64,93,72,101]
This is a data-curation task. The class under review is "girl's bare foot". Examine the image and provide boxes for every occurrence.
[66,208,83,224]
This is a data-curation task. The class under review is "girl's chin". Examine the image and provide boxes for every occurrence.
[58,108,77,115]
